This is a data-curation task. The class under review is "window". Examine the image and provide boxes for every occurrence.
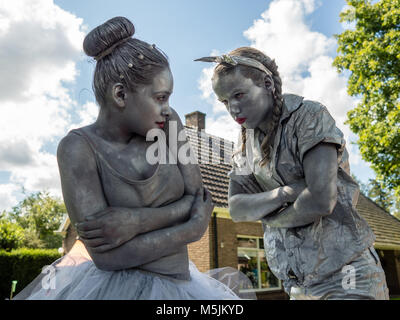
[237,236,281,292]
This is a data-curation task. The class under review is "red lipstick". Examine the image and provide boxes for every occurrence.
[236,118,247,125]
[156,121,165,129]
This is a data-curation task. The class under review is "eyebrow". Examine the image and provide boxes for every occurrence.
[231,87,246,93]
[153,90,172,95]
[218,87,246,101]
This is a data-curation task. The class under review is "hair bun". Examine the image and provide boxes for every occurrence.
[83,16,135,58]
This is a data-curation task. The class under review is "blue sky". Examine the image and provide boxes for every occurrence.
[0,0,376,210]
[54,0,346,112]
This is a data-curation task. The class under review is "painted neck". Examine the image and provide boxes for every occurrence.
[93,106,133,144]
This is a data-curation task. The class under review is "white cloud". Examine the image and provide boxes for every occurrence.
[69,101,99,130]
[197,0,374,180]
[0,183,19,212]
[0,0,86,210]
[206,113,241,144]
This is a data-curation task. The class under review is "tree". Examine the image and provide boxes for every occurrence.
[6,191,66,249]
[352,175,400,220]
[0,218,24,251]
[333,0,400,197]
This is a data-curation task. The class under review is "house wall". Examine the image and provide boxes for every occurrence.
[216,217,263,268]
[187,225,212,273]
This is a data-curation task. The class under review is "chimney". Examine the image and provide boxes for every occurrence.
[185,111,206,131]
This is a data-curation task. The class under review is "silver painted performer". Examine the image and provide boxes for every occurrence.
[14,17,252,300]
[196,47,389,300]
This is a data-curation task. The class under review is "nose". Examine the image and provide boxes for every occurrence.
[161,104,172,118]
[228,100,241,116]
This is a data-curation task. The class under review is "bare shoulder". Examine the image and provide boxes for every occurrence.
[57,129,107,223]
[57,130,96,169]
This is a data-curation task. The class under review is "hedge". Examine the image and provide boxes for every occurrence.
[0,248,61,299]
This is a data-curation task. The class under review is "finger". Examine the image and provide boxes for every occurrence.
[90,244,115,253]
[81,237,107,248]
[78,229,103,239]
[76,220,103,232]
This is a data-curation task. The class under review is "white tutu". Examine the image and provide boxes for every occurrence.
[13,251,255,300]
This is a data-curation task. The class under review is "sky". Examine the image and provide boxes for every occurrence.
[0,0,377,211]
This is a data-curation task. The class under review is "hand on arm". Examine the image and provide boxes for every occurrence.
[76,194,194,251]
[262,143,338,228]
[87,187,213,271]
[228,175,306,222]
[57,133,211,271]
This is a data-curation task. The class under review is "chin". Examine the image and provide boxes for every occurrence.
[242,123,255,130]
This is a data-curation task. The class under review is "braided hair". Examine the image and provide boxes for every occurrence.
[213,47,283,166]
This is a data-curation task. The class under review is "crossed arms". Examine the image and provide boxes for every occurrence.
[228,143,338,228]
[57,109,212,271]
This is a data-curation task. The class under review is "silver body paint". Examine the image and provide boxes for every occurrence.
[228,94,389,299]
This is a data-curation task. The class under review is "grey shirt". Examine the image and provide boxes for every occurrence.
[229,93,375,291]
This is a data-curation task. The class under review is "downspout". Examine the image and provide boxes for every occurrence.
[213,212,219,268]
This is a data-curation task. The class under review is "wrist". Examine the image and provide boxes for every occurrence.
[278,186,290,203]
[175,195,193,221]
[180,218,199,242]
[120,208,141,231]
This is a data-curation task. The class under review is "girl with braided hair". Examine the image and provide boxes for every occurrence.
[197,46,389,299]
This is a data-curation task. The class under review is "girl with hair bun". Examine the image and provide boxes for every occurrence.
[196,47,389,299]
[14,17,251,300]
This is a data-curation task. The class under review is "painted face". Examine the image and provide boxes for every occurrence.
[123,67,173,137]
[212,68,274,130]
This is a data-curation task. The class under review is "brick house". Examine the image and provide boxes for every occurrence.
[58,111,400,299]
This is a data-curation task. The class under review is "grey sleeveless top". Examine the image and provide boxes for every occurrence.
[70,128,189,280]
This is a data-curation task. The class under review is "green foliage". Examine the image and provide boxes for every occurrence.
[333,0,400,197]
[0,219,25,251]
[0,248,61,299]
[352,175,400,218]
[5,191,66,249]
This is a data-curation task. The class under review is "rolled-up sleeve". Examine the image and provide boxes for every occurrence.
[295,101,345,164]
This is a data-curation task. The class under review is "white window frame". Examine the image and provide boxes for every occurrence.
[237,235,282,293]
